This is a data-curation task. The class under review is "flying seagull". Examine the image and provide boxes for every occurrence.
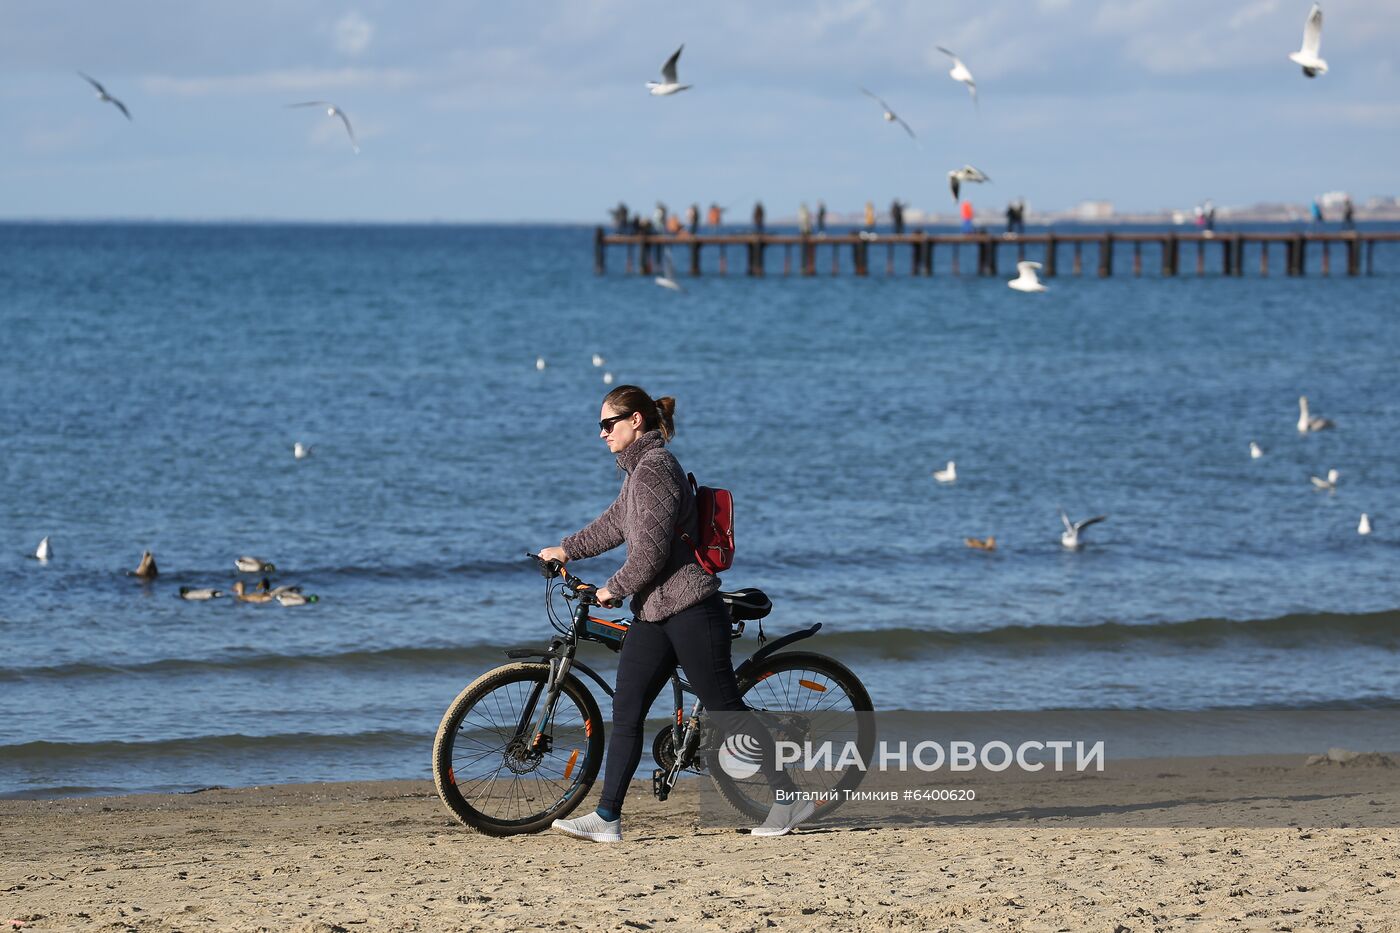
[32,536,52,561]
[288,101,359,153]
[859,88,917,140]
[935,47,978,108]
[1310,468,1340,491]
[655,250,683,291]
[78,72,131,120]
[947,164,991,202]
[1288,4,1328,78]
[293,442,313,460]
[1297,395,1334,433]
[647,45,692,96]
[1060,511,1107,550]
[1009,261,1047,293]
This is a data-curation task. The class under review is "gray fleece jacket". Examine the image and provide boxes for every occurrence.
[561,430,720,622]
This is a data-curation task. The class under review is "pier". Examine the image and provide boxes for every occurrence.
[594,228,1399,278]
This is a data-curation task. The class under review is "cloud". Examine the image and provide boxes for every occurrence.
[1228,0,1279,31]
[333,11,374,56]
[140,67,419,98]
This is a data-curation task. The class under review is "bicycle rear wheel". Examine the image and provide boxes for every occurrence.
[433,662,604,836]
[710,650,875,821]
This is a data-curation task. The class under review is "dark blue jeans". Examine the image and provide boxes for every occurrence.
[597,592,793,813]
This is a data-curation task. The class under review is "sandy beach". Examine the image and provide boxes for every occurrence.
[4,771,1399,933]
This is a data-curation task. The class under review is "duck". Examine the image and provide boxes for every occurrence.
[232,581,276,604]
[933,461,957,484]
[129,550,158,580]
[293,442,313,460]
[1358,513,1373,536]
[1249,442,1264,460]
[254,577,303,597]
[1310,469,1340,491]
[32,537,52,561]
[235,556,276,574]
[1298,396,1334,433]
[1060,511,1108,550]
[964,537,996,551]
[179,587,224,601]
[275,592,320,607]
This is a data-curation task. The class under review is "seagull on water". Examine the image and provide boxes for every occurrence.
[536,356,547,371]
[1008,261,1047,293]
[948,165,991,203]
[293,442,313,460]
[647,45,692,96]
[655,250,683,291]
[1250,441,1264,459]
[1288,4,1328,78]
[78,72,132,120]
[602,371,615,386]
[858,88,917,140]
[1310,468,1340,491]
[933,461,957,484]
[288,101,359,153]
[33,537,52,561]
[1358,513,1372,535]
[1060,511,1107,550]
[934,47,978,108]
[1298,395,1334,433]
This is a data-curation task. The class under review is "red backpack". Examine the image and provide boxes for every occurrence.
[679,473,734,575]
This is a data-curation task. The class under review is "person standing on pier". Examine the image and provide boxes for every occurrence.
[707,203,724,229]
[891,199,905,235]
[1311,200,1325,225]
[960,200,974,233]
[797,202,812,236]
[1005,202,1017,235]
[863,201,875,231]
[611,202,629,232]
[686,203,699,235]
[654,202,668,231]
[753,201,765,234]
[1343,197,1355,230]
[816,201,827,235]
[1016,198,1027,233]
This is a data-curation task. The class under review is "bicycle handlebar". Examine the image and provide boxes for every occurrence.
[526,552,624,608]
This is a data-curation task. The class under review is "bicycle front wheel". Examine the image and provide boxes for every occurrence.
[432,662,604,836]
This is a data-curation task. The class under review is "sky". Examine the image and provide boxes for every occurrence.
[1,0,1397,222]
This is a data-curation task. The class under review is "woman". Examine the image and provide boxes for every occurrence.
[539,385,808,842]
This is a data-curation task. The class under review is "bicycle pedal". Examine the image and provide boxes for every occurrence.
[651,768,670,801]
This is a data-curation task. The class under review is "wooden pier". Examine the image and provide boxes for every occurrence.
[594,228,1399,279]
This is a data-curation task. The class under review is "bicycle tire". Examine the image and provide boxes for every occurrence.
[709,651,875,821]
[433,662,605,836]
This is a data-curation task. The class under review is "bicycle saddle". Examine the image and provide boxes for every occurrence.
[719,587,771,621]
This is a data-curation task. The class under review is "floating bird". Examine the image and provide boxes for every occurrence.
[1008,261,1047,293]
[858,88,917,140]
[947,165,991,203]
[179,586,224,601]
[965,536,996,551]
[933,461,957,484]
[276,592,320,607]
[1310,468,1340,491]
[288,101,359,153]
[1250,441,1264,459]
[1358,513,1372,535]
[536,356,547,371]
[258,578,303,597]
[78,72,132,120]
[32,537,52,562]
[602,371,615,386]
[655,250,683,291]
[235,556,276,574]
[232,581,276,604]
[1297,396,1334,433]
[129,550,158,580]
[647,45,692,96]
[293,442,313,460]
[1288,3,1328,78]
[1060,511,1107,550]
[934,47,978,108]
[592,354,606,367]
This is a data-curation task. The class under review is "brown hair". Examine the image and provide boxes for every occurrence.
[603,385,676,440]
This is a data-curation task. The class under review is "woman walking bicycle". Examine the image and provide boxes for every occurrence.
[538,385,809,841]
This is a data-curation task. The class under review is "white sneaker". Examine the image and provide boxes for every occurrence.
[550,811,623,843]
[750,799,816,837]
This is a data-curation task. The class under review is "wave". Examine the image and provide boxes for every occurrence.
[0,729,425,767]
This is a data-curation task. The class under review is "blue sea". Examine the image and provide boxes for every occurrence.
[2,221,1398,798]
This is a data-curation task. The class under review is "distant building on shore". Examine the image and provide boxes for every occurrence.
[1073,200,1115,221]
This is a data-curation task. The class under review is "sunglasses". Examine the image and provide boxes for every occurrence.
[599,413,634,433]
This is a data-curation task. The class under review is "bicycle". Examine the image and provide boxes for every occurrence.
[432,554,875,836]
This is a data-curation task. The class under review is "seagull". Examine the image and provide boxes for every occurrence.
[276,591,320,607]
[1288,4,1328,78]
[655,250,683,291]
[78,72,132,120]
[964,536,996,551]
[1310,468,1340,491]
[1250,442,1264,459]
[1358,513,1372,535]
[33,537,52,561]
[1008,261,1047,293]
[602,371,615,386]
[947,165,991,203]
[858,88,917,140]
[647,45,692,96]
[179,587,224,601]
[536,356,547,371]
[235,556,276,574]
[129,551,159,580]
[934,47,978,108]
[592,354,606,367]
[293,442,313,460]
[288,101,359,153]
[1060,511,1107,550]
[1297,396,1334,433]
[933,461,957,484]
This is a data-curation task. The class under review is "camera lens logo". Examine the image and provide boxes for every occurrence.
[717,733,763,779]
